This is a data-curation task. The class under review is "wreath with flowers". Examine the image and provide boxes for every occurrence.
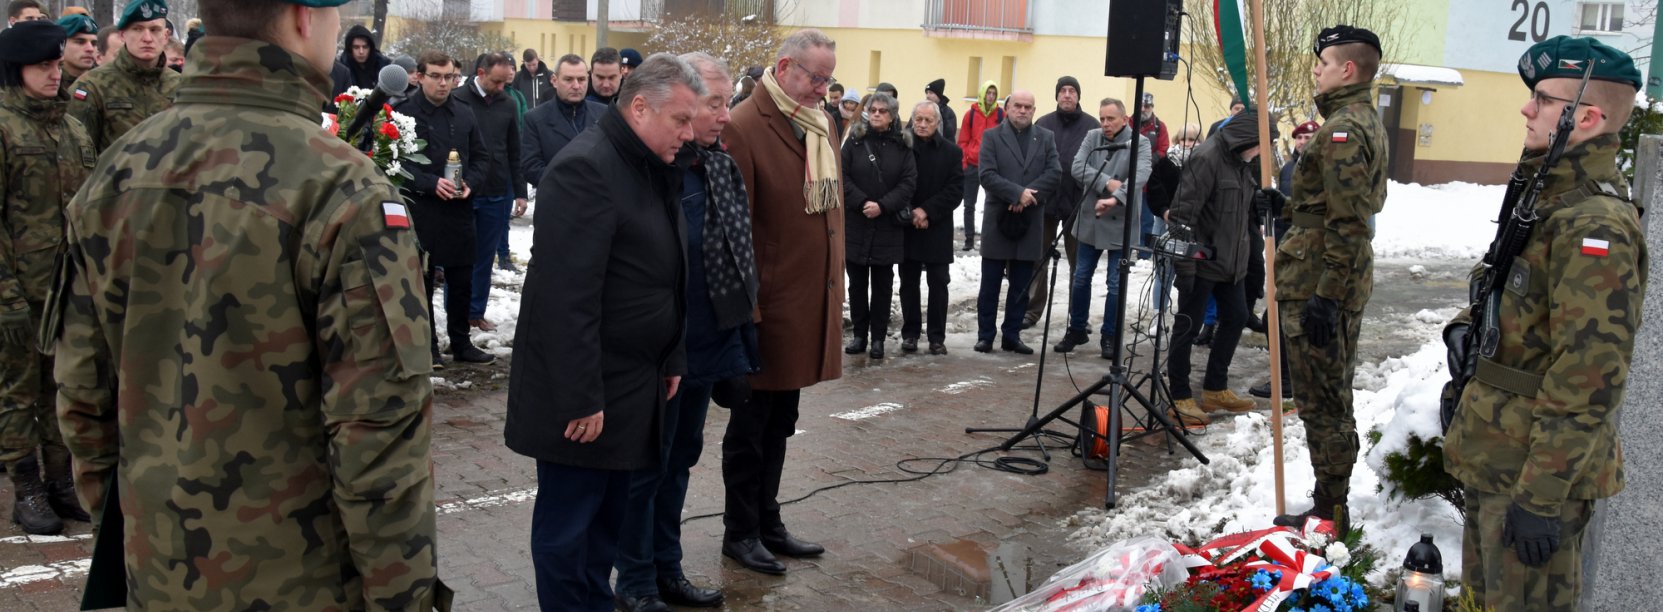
[323,87,429,188]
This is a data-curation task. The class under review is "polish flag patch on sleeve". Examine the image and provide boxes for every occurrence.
[72,89,88,100]
[1331,131,1349,143]
[1581,237,1610,257]
[382,201,410,229]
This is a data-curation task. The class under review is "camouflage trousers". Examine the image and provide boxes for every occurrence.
[0,301,60,463]
[1278,299,1363,502]
[1462,487,1592,611]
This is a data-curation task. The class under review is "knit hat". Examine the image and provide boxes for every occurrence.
[1056,75,1081,99]
[841,90,861,105]
[925,78,946,98]
[875,82,898,98]
[1141,92,1154,107]
[619,48,643,68]
[392,54,417,74]
[0,20,66,65]
[1292,121,1320,138]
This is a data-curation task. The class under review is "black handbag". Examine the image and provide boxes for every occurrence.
[861,140,914,227]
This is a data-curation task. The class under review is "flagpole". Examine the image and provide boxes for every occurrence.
[1248,0,1286,516]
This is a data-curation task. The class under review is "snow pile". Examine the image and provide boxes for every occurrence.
[1065,318,1466,585]
[1373,181,1499,262]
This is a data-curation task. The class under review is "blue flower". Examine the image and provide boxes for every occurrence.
[1250,570,1274,591]
[1312,604,1332,612]
[1351,592,1370,608]
[1135,605,1161,612]
[1324,580,1347,600]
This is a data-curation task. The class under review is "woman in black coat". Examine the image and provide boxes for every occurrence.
[841,92,917,360]
[899,101,962,355]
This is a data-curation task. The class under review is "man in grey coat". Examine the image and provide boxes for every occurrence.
[1055,97,1151,359]
[973,90,1061,354]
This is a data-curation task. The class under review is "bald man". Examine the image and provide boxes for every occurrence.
[972,90,1061,354]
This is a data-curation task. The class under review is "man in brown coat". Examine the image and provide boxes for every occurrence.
[718,28,843,576]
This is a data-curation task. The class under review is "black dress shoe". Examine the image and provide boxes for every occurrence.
[722,538,786,575]
[844,337,867,355]
[973,340,993,353]
[1250,380,1293,399]
[901,337,919,353]
[1001,338,1034,355]
[928,342,948,355]
[615,593,670,612]
[657,576,724,608]
[761,530,825,558]
[1244,311,1269,334]
[452,344,496,364]
[868,340,885,360]
[1193,323,1216,347]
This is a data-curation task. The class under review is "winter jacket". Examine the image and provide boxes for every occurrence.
[1167,110,1262,283]
[842,123,917,266]
[451,80,527,199]
[977,121,1061,262]
[1071,125,1152,251]
[1139,114,1170,160]
[336,25,390,92]
[904,130,963,265]
[392,92,489,267]
[512,64,555,109]
[522,97,605,184]
[1036,105,1095,218]
[955,80,1003,168]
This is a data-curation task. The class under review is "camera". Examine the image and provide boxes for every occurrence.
[1153,223,1213,260]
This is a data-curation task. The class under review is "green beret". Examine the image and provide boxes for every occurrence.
[281,0,357,6]
[0,20,66,65]
[1518,35,1642,91]
[58,14,98,38]
[117,0,168,30]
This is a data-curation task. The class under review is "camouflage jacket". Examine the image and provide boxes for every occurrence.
[0,88,94,311]
[67,46,180,154]
[1444,134,1646,515]
[48,37,446,610]
[1273,81,1389,312]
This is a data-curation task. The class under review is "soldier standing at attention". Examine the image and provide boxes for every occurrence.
[1270,25,1388,531]
[66,0,180,154]
[48,0,448,608]
[0,20,95,536]
[56,14,99,96]
[1443,37,1646,610]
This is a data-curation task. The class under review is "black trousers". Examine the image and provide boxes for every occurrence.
[899,260,949,343]
[721,389,801,541]
[846,263,894,341]
[1168,274,1247,399]
[425,263,474,350]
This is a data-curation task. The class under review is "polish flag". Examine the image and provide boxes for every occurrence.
[383,202,410,229]
[1581,237,1610,257]
[72,89,87,100]
[1331,131,1349,143]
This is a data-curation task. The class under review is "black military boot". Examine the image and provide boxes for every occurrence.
[1193,323,1216,346]
[40,445,91,522]
[8,456,64,535]
[1274,492,1350,540]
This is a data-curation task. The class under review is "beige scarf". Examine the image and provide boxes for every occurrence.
[760,67,841,214]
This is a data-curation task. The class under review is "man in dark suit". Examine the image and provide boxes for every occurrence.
[504,53,705,612]
[523,54,606,185]
[395,50,493,368]
[974,89,1061,354]
[452,52,527,333]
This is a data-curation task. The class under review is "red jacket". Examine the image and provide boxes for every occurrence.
[957,103,1003,168]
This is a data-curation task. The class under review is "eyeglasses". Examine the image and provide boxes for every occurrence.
[788,59,834,87]
[868,107,891,116]
[425,73,463,83]
[1530,89,1589,113]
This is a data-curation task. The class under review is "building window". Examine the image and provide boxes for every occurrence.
[924,0,1034,34]
[1579,2,1624,33]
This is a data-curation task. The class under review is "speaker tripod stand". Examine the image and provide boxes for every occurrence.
[967,76,1208,508]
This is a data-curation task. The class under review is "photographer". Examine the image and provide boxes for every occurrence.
[1162,111,1273,425]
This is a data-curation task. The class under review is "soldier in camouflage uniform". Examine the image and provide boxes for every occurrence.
[1270,25,1389,532]
[1442,36,1646,610]
[47,0,449,608]
[0,20,95,536]
[56,14,99,98]
[65,0,179,154]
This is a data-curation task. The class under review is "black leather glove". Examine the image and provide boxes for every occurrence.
[1252,188,1285,219]
[1301,295,1339,348]
[0,304,29,347]
[1503,503,1561,567]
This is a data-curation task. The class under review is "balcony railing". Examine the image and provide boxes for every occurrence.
[924,0,1035,34]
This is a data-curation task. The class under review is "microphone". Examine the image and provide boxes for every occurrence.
[1091,141,1130,152]
[343,64,410,142]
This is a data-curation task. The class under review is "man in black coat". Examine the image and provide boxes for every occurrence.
[395,51,493,368]
[1025,75,1092,328]
[335,24,388,92]
[900,100,962,355]
[1164,110,1271,425]
[504,53,704,612]
[523,54,606,185]
[513,48,556,109]
[453,52,528,334]
[975,90,1061,354]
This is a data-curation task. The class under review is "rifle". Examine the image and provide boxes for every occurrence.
[1441,63,1596,432]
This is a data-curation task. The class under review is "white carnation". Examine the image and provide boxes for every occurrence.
[386,160,403,178]
[1324,542,1351,568]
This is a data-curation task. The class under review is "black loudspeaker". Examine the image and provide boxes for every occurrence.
[1105,0,1183,80]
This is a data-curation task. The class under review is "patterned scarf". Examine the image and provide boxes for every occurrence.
[760,66,841,215]
[695,143,760,330]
